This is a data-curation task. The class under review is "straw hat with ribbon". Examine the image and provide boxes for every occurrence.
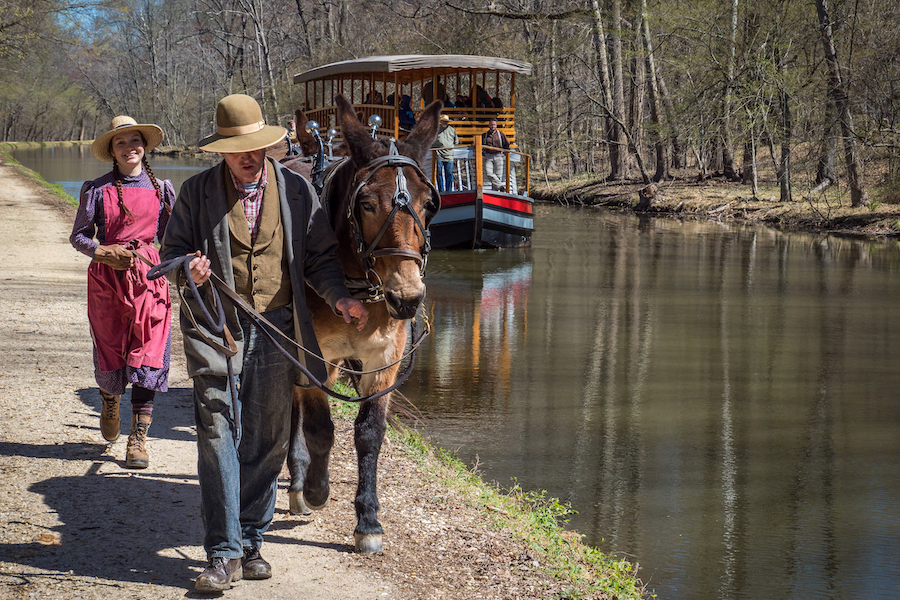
[91,116,164,162]
[199,94,286,153]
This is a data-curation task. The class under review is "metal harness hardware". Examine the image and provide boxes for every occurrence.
[345,140,441,296]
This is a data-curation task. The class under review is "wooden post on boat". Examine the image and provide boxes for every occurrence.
[473,133,484,248]
[504,150,511,193]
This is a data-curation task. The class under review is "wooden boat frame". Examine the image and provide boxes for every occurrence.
[293,55,535,249]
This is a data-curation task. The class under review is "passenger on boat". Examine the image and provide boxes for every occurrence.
[364,91,383,105]
[285,119,299,156]
[475,85,493,108]
[433,114,458,192]
[423,78,446,104]
[399,94,416,130]
[70,115,175,469]
[482,117,510,192]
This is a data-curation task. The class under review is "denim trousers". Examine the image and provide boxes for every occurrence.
[193,304,296,559]
[436,160,454,192]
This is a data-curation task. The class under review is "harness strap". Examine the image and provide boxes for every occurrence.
[147,255,430,403]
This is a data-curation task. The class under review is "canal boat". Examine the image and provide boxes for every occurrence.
[292,54,535,249]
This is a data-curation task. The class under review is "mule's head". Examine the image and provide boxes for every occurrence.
[335,94,442,320]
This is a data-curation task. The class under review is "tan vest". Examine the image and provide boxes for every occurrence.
[226,163,292,312]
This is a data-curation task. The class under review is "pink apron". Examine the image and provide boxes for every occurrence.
[87,185,171,372]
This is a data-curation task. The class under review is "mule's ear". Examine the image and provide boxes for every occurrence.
[295,108,308,129]
[293,108,319,157]
[337,94,380,165]
[399,101,443,166]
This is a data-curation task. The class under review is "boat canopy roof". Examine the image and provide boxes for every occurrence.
[293,54,533,84]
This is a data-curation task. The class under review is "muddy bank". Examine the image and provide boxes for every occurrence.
[533,174,900,241]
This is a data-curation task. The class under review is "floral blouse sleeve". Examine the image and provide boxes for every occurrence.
[70,181,103,258]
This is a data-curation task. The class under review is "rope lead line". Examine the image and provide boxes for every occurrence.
[147,254,427,407]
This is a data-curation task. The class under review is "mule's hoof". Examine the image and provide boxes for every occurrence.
[303,484,330,511]
[354,532,383,553]
[288,490,313,516]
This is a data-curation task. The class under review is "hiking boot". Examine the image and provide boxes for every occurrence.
[99,392,120,442]
[125,413,151,469]
[195,556,242,592]
[242,546,272,580]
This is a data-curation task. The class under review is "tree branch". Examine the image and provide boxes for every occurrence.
[444,2,587,20]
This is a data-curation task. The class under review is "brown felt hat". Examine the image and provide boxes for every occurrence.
[91,116,164,162]
[198,94,286,153]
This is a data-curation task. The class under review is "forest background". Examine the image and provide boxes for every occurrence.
[2,0,899,208]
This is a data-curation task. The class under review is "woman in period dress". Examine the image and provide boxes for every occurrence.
[70,116,175,469]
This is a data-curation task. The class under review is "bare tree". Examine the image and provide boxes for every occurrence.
[815,0,867,207]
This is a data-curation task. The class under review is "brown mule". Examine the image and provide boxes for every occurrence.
[285,95,442,553]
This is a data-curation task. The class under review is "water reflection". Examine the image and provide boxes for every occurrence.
[409,208,900,600]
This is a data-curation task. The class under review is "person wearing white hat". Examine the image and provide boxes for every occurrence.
[433,113,458,192]
[70,115,175,469]
[160,94,368,592]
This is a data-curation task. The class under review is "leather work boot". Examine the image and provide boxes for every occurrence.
[125,414,151,469]
[99,392,120,442]
[242,546,272,580]
[195,557,242,592]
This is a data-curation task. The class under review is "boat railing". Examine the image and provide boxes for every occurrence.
[306,104,516,144]
[427,139,530,197]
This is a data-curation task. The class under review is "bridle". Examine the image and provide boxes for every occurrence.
[331,139,441,303]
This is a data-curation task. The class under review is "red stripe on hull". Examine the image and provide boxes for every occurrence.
[439,191,476,208]
[483,193,533,214]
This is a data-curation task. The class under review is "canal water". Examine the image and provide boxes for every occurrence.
[10,145,215,200]
[14,147,900,599]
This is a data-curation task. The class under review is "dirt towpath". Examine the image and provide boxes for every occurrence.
[0,158,567,600]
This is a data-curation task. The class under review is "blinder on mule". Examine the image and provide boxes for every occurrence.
[347,139,441,278]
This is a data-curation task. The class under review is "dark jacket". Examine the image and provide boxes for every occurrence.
[482,128,510,155]
[160,158,349,383]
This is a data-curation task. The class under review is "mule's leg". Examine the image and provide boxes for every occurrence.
[353,394,390,553]
[287,386,312,515]
[301,388,334,510]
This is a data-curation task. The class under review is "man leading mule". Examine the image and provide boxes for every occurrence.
[160,93,368,593]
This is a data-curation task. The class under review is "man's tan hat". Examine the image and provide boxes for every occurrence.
[439,114,450,122]
[91,116,164,162]
[199,94,286,153]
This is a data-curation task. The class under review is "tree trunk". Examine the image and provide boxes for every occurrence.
[629,18,645,157]
[721,0,739,180]
[588,0,617,179]
[815,0,868,206]
[816,97,837,185]
[610,0,627,180]
[779,85,792,202]
[641,0,667,182]
[657,70,684,169]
